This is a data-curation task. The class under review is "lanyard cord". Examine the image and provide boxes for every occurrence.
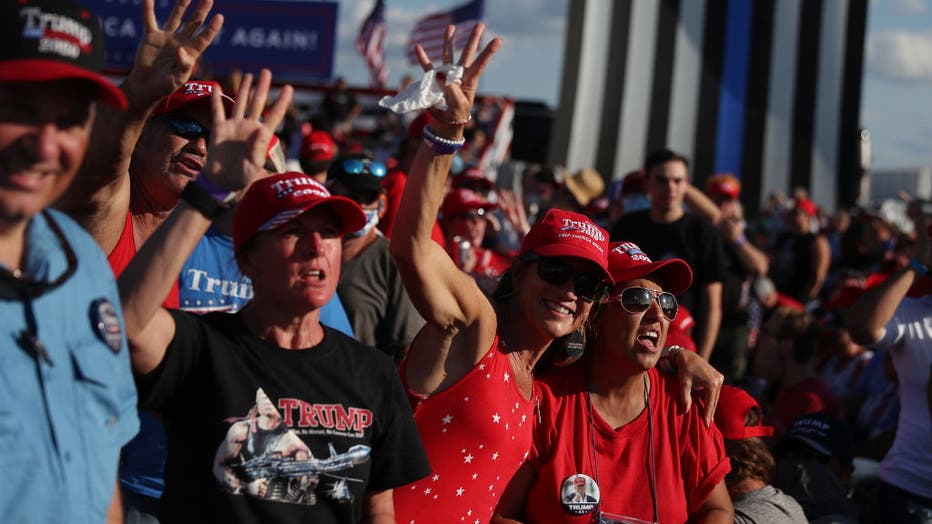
[586,372,659,524]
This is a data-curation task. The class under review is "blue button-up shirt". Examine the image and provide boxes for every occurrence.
[0,210,139,523]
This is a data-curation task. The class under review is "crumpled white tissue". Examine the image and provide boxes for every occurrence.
[379,64,465,114]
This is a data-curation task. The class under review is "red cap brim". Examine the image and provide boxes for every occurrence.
[0,59,127,109]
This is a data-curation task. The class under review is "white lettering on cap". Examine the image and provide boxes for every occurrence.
[183,82,214,97]
[270,176,329,200]
[21,6,94,58]
[613,242,651,262]
[560,218,605,242]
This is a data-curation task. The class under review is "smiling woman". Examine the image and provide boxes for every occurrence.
[494,241,735,524]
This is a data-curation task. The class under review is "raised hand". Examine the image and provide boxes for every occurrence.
[126,0,224,105]
[414,23,502,131]
[202,69,294,193]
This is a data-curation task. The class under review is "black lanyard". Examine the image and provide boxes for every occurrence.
[2,211,79,366]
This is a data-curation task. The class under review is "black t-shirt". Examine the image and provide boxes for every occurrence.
[610,210,725,313]
[138,310,430,523]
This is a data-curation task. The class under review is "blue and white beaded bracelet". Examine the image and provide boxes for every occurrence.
[422,125,465,155]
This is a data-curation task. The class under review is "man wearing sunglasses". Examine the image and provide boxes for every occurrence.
[0,0,140,520]
[328,155,425,364]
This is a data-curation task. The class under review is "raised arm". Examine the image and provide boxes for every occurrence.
[119,70,292,374]
[389,25,503,394]
[56,0,222,253]
[846,266,917,346]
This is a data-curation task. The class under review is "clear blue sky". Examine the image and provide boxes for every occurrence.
[331,0,932,171]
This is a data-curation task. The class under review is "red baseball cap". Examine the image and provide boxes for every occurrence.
[519,209,612,282]
[795,197,817,217]
[573,476,586,486]
[706,173,741,200]
[233,172,366,252]
[151,80,233,118]
[715,385,774,440]
[0,0,127,109]
[441,188,497,219]
[606,242,692,295]
[300,130,336,162]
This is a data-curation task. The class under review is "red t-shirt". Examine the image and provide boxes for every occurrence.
[526,366,730,524]
[394,338,534,523]
[107,211,179,308]
[769,376,843,438]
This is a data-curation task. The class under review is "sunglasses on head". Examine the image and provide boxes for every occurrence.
[532,256,606,302]
[612,286,678,321]
[154,115,210,141]
[340,158,387,178]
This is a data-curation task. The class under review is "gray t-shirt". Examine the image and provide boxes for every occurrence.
[337,235,424,363]
[734,485,809,524]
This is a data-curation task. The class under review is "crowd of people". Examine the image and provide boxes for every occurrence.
[2,0,930,523]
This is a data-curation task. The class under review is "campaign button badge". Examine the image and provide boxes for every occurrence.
[90,298,122,353]
[561,473,599,516]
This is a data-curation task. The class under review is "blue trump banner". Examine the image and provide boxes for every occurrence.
[86,0,337,81]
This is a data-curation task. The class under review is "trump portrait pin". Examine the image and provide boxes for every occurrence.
[561,473,599,515]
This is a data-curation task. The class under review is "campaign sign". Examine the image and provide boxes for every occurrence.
[85,0,337,81]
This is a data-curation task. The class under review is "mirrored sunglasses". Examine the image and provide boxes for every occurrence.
[154,115,210,141]
[340,158,387,178]
[613,286,678,321]
[533,257,606,302]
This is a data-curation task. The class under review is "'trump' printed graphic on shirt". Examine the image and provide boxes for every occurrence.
[213,388,371,506]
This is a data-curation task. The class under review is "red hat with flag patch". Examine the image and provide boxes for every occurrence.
[520,209,612,282]
[233,172,366,252]
[151,80,234,118]
[606,241,692,295]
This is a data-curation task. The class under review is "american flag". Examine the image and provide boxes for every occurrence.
[405,0,484,65]
[356,0,388,87]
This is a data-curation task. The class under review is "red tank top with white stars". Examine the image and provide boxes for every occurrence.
[394,337,535,523]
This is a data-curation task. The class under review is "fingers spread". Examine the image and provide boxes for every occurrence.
[232,73,254,120]
[246,69,273,121]
[193,14,224,53]
[142,0,159,33]
[264,85,294,132]
[415,45,432,72]
[179,0,210,38]
[163,0,191,33]
[467,37,503,81]
[458,23,485,67]
[442,25,455,64]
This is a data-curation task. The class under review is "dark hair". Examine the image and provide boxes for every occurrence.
[643,148,690,173]
[765,308,820,365]
[299,158,334,176]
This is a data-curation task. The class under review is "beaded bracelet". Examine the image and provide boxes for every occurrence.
[422,125,465,155]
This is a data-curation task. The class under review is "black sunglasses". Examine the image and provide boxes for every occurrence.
[154,115,210,141]
[612,286,678,321]
[532,257,606,302]
[340,158,387,177]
